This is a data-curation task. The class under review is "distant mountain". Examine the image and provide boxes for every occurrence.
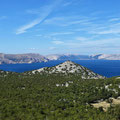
[0,53,120,64]
[0,53,48,64]
[46,54,91,60]
[30,61,105,79]
[46,54,120,60]
[91,54,120,60]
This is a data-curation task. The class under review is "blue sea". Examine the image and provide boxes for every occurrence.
[0,60,120,78]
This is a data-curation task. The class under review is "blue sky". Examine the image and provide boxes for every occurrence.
[0,0,120,55]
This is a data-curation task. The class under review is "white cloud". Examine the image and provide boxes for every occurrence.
[0,16,7,20]
[44,16,94,27]
[25,48,39,51]
[109,18,120,22]
[26,9,41,14]
[76,37,89,41]
[71,17,120,35]
[90,23,120,35]
[93,29,120,35]
[44,17,65,25]
[90,11,103,16]
[52,40,64,45]
[16,18,45,34]
[30,48,37,50]
[63,1,72,6]
[16,0,63,35]
[49,47,56,50]
[35,34,42,37]
[51,32,74,36]
[59,37,120,50]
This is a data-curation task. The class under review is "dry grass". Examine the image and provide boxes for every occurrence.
[91,97,120,111]
[112,98,120,104]
[91,101,110,111]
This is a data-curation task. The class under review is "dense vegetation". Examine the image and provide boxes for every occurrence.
[0,72,120,120]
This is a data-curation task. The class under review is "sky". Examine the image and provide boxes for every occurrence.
[0,0,120,55]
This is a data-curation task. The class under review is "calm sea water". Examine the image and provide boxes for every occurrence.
[0,60,120,78]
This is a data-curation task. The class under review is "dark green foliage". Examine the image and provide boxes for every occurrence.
[0,73,120,120]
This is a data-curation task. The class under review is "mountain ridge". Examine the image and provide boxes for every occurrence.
[0,53,48,64]
[0,53,120,64]
[46,54,120,60]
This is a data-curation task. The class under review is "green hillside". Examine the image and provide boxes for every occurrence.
[0,72,120,120]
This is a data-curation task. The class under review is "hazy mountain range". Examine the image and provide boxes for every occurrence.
[0,53,120,64]
[46,54,120,60]
[0,53,48,64]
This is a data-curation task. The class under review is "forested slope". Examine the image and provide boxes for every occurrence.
[0,72,120,120]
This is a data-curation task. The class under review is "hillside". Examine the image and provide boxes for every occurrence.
[30,61,104,79]
[0,70,16,77]
[0,68,120,119]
